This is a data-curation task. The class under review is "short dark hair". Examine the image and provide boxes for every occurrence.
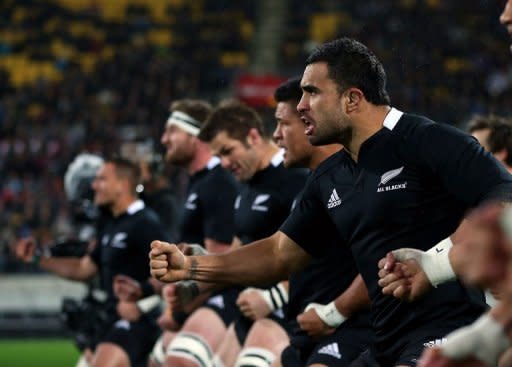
[169,99,213,126]
[468,114,512,165]
[466,114,502,133]
[274,76,303,104]
[107,156,142,194]
[198,100,266,142]
[306,37,391,105]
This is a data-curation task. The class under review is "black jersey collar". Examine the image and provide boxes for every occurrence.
[358,107,404,162]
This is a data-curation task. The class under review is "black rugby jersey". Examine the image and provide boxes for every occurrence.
[180,157,238,245]
[91,200,170,300]
[282,108,512,345]
[235,151,307,245]
[287,179,370,347]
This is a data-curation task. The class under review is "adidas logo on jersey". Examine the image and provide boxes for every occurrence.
[327,189,342,209]
[207,295,225,309]
[423,338,447,348]
[318,343,342,359]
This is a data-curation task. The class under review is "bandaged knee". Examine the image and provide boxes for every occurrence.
[441,313,511,366]
[149,336,166,366]
[234,347,276,367]
[167,332,214,367]
[392,237,456,287]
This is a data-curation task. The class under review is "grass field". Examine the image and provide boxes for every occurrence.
[0,339,79,367]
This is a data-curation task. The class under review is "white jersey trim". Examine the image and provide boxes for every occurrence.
[207,156,221,170]
[271,149,285,167]
[382,107,404,131]
[127,199,145,215]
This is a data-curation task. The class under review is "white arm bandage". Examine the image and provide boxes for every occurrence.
[136,295,162,313]
[392,237,456,287]
[185,244,209,256]
[244,283,289,311]
[305,301,347,328]
[441,313,510,366]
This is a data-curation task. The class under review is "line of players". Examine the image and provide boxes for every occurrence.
[13,1,512,367]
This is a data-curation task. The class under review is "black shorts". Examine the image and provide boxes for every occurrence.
[201,287,243,327]
[283,326,373,367]
[234,307,290,345]
[347,349,380,367]
[375,327,466,367]
[101,316,161,367]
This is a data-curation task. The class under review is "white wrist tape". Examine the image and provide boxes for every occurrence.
[441,313,510,366]
[245,284,288,311]
[305,301,347,328]
[186,244,209,256]
[392,237,456,287]
[136,295,162,313]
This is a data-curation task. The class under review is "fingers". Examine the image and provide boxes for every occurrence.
[14,238,36,262]
[236,296,253,320]
[419,347,462,367]
[149,240,175,257]
[392,248,423,263]
[384,252,396,271]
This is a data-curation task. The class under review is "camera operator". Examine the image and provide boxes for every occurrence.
[14,156,170,367]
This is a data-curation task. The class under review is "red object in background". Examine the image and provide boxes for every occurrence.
[235,74,287,107]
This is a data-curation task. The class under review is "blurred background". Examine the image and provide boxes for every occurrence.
[0,0,511,365]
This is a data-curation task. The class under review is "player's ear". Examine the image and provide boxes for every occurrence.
[345,88,363,112]
[246,128,261,146]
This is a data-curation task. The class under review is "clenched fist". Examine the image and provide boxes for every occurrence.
[13,237,37,263]
[149,240,188,283]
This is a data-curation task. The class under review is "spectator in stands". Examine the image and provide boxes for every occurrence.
[467,114,512,172]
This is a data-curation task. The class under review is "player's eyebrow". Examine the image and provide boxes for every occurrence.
[301,84,319,94]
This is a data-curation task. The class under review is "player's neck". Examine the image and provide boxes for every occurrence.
[347,105,391,162]
[188,143,213,175]
[111,196,138,217]
[256,141,280,171]
[308,144,341,170]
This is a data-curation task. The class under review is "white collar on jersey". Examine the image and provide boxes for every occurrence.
[207,156,221,170]
[127,199,145,215]
[382,107,404,131]
[271,149,285,167]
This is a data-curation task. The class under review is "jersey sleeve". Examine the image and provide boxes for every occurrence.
[415,123,512,206]
[199,175,238,244]
[279,176,335,258]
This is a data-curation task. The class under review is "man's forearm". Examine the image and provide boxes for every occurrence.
[39,256,95,281]
[334,274,370,317]
[185,234,288,286]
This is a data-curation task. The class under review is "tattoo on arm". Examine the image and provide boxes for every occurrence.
[189,258,199,280]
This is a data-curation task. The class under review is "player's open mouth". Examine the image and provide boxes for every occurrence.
[301,116,315,136]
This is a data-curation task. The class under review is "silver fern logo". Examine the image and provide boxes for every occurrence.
[377,166,407,193]
[379,166,404,186]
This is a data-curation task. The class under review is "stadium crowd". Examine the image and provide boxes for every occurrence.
[4,0,512,366]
